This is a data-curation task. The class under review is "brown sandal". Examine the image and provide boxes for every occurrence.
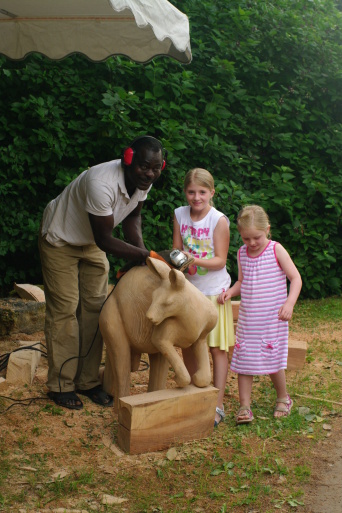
[274,394,293,418]
[236,406,254,425]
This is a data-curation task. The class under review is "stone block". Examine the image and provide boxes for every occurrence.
[0,298,45,336]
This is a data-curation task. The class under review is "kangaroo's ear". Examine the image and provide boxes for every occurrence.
[169,268,186,291]
[146,256,171,280]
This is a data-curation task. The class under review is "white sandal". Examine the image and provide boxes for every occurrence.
[214,406,225,427]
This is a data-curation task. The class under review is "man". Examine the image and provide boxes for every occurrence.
[38,135,166,410]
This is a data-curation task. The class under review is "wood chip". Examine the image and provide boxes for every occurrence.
[14,283,45,302]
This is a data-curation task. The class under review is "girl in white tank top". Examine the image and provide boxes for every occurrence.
[173,168,235,427]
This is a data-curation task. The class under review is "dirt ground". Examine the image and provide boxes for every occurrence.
[304,423,342,513]
[291,322,342,513]
[0,319,341,512]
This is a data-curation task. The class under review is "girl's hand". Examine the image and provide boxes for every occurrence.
[278,300,294,321]
[217,289,230,304]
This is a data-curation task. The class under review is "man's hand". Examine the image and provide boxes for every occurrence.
[149,250,195,272]
[116,250,194,281]
[116,260,140,280]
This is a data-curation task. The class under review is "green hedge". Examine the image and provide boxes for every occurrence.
[0,0,341,298]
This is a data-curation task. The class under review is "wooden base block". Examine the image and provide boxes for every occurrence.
[117,385,218,454]
[228,344,234,362]
[231,301,240,321]
[6,343,42,384]
[233,321,237,334]
[228,339,307,370]
[287,339,307,371]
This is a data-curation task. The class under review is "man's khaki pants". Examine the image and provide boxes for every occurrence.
[38,234,109,392]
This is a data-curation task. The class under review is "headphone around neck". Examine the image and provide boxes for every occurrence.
[122,135,167,170]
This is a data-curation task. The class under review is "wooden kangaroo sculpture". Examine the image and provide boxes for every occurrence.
[99,257,218,411]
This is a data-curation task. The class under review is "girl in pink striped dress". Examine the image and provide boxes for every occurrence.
[218,205,302,424]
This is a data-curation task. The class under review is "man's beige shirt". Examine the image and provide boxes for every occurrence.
[42,159,150,247]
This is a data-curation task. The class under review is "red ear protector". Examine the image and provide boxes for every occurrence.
[123,147,135,166]
[122,136,166,170]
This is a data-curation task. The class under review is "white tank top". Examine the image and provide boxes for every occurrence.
[174,205,231,295]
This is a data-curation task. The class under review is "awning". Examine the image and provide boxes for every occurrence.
[0,0,192,63]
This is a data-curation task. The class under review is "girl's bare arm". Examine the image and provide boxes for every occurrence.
[276,243,302,321]
[217,256,243,304]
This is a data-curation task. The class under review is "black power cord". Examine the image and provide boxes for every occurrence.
[0,395,48,414]
[0,342,47,373]
[57,286,151,392]
[0,283,151,413]
[0,343,48,414]
[57,286,116,393]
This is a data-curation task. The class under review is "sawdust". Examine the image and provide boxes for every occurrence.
[0,320,341,512]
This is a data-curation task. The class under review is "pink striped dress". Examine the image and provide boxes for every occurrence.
[230,240,288,375]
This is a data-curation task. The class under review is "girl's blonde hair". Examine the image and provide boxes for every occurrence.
[237,205,271,238]
[184,168,215,206]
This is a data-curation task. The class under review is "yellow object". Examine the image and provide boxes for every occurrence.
[206,296,235,352]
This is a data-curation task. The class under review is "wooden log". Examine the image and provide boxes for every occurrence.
[228,338,307,369]
[229,300,239,361]
[287,338,307,371]
[117,385,218,454]
[228,344,234,363]
[228,303,307,369]
[14,283,45,302]
[6,343,42,385]
[231,300,240,321]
